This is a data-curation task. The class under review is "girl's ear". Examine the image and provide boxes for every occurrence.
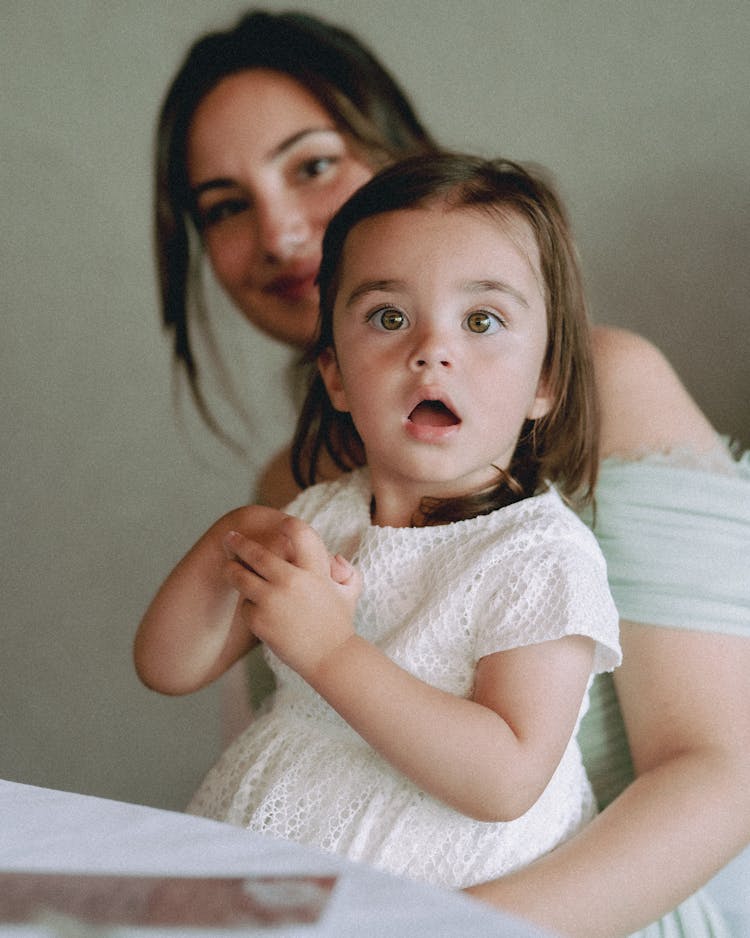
[318,347,350,412]
[527,374,553,420]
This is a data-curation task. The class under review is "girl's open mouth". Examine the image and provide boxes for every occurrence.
[408,400,460,428]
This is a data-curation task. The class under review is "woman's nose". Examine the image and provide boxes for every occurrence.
[256,196,311,263]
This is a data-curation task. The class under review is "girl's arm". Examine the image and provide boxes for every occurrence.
[465,327,750,935]
[314,633,595,822]
[134,505,295,695]
[227,527,596,822]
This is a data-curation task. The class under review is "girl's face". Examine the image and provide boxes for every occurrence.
[319,204,553,526]
[187,69,374,347]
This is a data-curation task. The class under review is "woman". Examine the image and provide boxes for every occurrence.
[153,11,750,937]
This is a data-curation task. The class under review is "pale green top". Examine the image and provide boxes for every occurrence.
[577,444,749,936]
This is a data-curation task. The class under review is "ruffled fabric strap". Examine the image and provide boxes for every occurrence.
[584,450,750,636]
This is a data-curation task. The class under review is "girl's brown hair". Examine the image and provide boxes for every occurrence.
[155,10,436,438]
[292,153,599,523]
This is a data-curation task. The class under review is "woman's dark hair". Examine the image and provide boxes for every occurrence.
[292,153,599,523]
[155,10,437,435]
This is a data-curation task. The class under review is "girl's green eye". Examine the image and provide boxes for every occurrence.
[465,311,495,333]
[375,308,407,331]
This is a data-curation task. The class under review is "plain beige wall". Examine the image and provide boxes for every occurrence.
[1,1,747,812]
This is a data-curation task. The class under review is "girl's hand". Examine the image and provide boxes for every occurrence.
[226,509,353,585]
[222,518,362,682]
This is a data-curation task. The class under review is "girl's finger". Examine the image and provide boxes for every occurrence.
[277,517,330,576]
[329,553,354,585]
[224,532,288,584]
[224,555,263,599]
[263,529,295,563]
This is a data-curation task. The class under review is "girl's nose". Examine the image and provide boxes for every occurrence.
[408,326,453,371]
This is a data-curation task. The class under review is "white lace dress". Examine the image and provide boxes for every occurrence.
[188,469,621,888]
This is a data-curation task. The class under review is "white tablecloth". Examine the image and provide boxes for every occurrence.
[0,780,555,937]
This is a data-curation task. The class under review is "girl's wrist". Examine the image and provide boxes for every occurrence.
[307,632,365,692]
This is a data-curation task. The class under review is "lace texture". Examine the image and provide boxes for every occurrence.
[189,469,620,888]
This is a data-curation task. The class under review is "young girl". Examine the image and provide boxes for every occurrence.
[135,153,620,888]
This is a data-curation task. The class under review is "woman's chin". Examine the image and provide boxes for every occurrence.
[239,298,319,349]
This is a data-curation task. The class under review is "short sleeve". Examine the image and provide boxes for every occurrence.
[473,530,621,675]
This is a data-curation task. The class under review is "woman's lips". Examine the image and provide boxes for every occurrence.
[264,266,319,303]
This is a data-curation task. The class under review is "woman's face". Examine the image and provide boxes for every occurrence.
[187,69,374,347]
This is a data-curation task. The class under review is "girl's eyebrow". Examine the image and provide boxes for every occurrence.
[462,279,530,309]
[191,127,339,198]
[344,279,408,307]
[344,278,531,309]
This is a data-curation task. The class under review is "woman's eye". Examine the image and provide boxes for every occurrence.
[196,198,248,230]
[369,307,408,331]
[299,156,339,181]
[464,310,502,334]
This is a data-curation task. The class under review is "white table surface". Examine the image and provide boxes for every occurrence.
[0,780,555,937]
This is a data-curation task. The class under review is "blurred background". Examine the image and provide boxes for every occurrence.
[1,0,748,814]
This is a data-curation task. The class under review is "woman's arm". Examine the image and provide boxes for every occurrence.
[133,505,293,695]
[226,527,596,822]
[465,327,750,935]
[466,625,750,937]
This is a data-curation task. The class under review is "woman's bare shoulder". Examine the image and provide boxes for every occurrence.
[255,446,301,509]
[591,324,718,459]
[255,445,346,508]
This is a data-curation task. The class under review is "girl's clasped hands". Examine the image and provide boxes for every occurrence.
[222,514,359,684]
